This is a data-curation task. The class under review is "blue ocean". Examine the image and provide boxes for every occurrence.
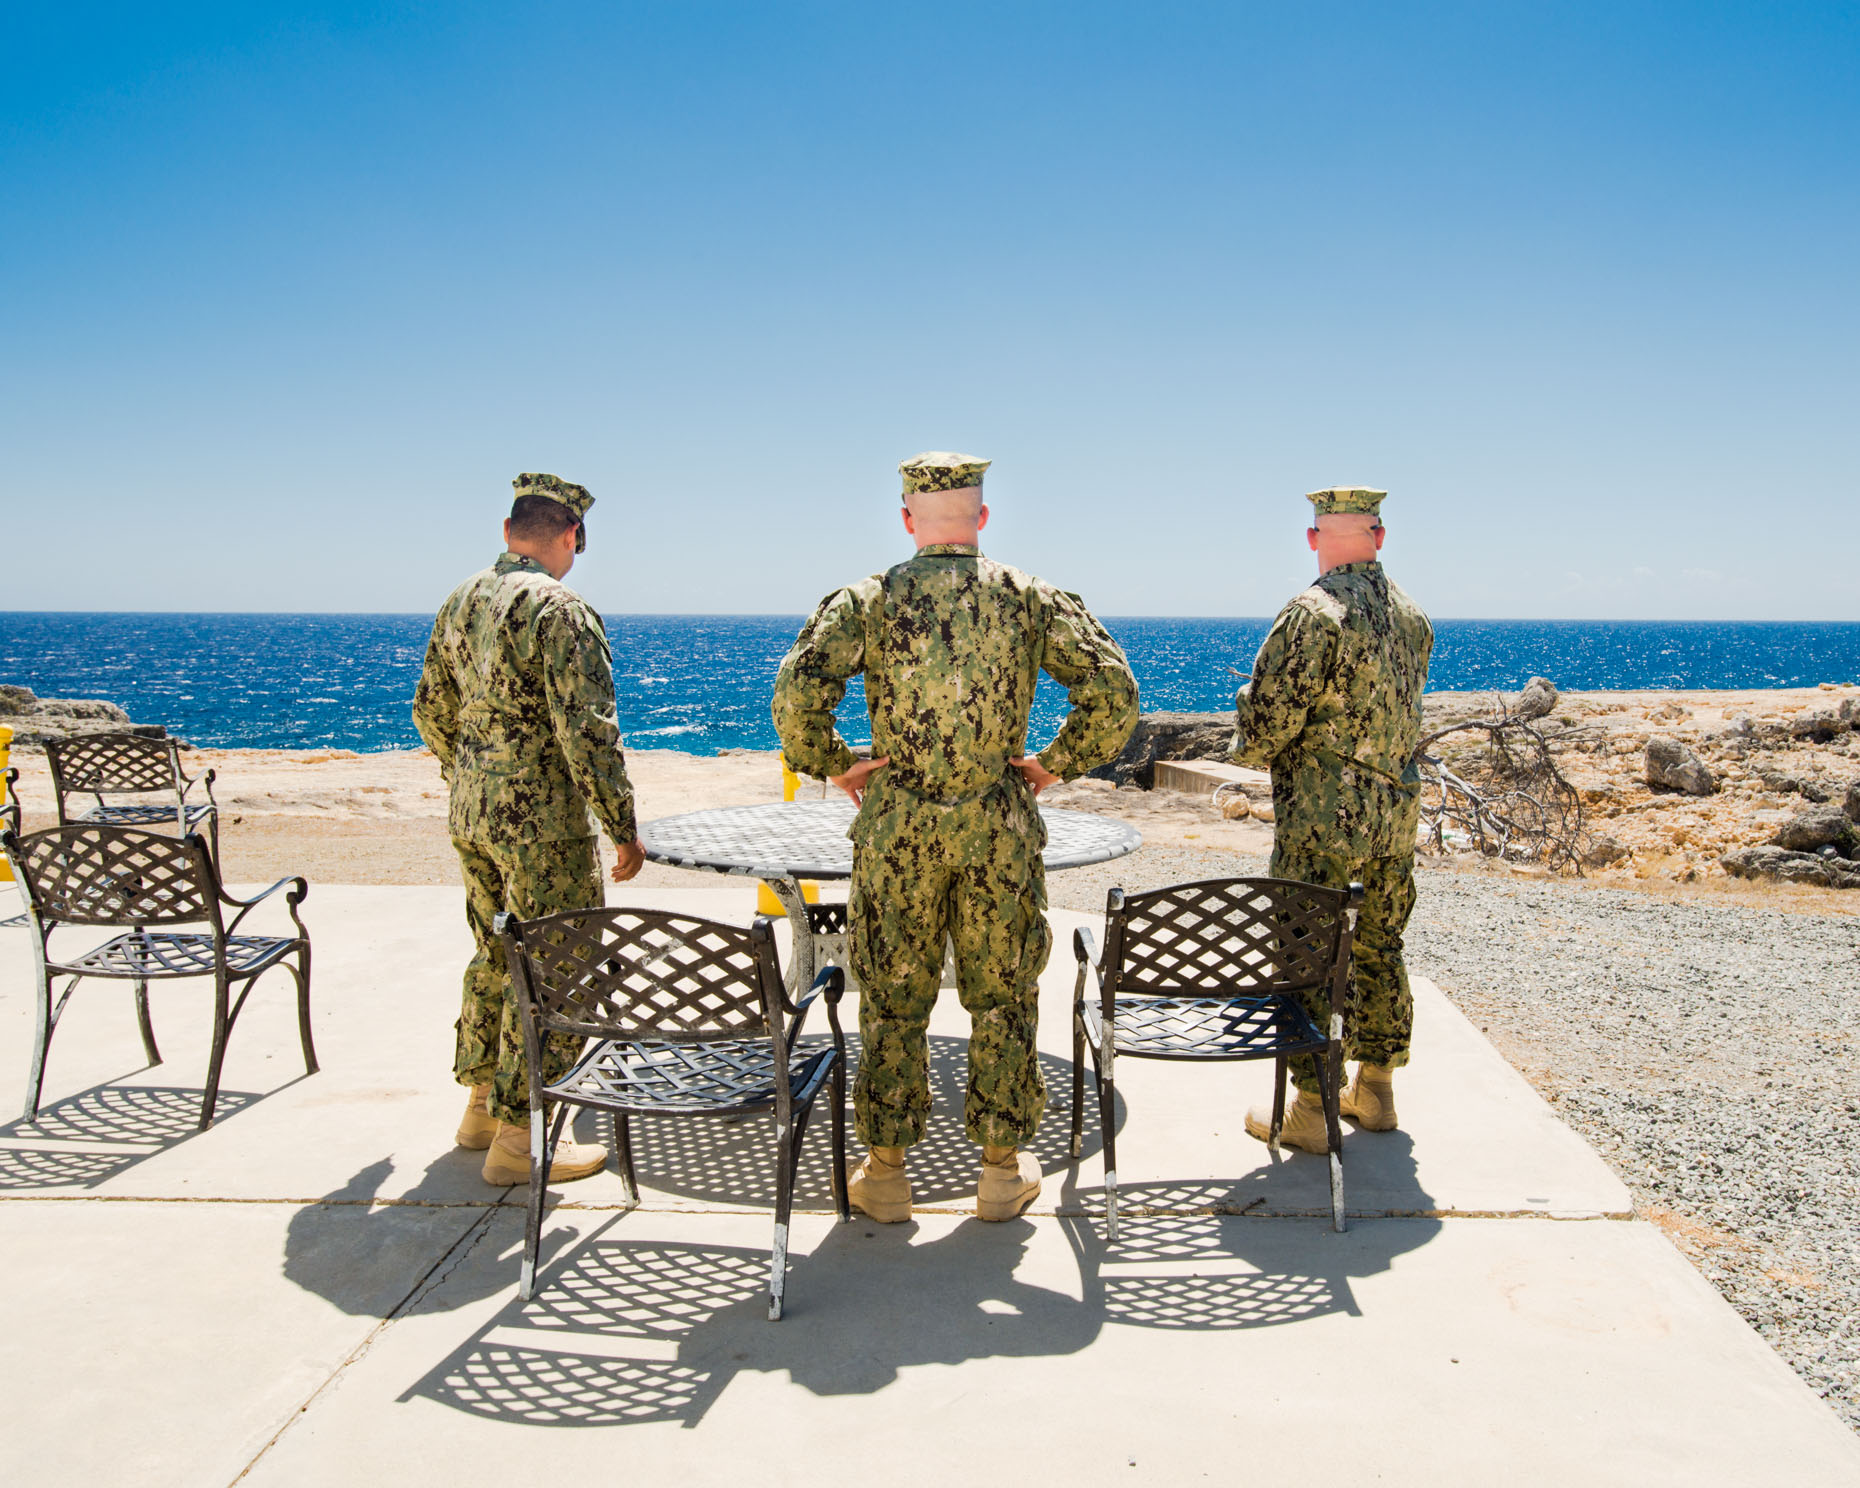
[2,613,1858,754]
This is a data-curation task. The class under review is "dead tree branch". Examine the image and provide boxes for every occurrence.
[1416,696,1588,873]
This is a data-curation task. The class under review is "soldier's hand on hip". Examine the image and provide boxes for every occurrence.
[1011,756,1061,795]
[829,756,891,805]
[611,838,646,883]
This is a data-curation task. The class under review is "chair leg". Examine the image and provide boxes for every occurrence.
[612,1112,639,1204]
[520,1106,554,1301]
[829,1056,850,1223]
[1069,1009,1086,1159]
[769,1112,795,1322]
[1269,1053,1288,1153]
[198,974,231,1131]
[24,973,61,1121]
[1100,1037,1118,1244]
[133,977,161,1066]
[294,944,318,1075]
[1322,1045,1346,1233]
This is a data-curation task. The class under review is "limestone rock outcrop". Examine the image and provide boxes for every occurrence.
[1644,735,1716,796]
[0,685,165,746]
[1090,711,1231,789]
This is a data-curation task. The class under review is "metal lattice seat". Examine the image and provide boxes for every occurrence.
[558,1039,839,1114]
[497,905,849,1320]
[0,823,317,1131]
[63,930,301,980]
[45,733,220,862]
[1071,876,1362,1237]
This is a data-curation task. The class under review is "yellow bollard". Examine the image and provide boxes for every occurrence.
[760,760,815,915]
[757,876,817,918]
[0,724,13,881]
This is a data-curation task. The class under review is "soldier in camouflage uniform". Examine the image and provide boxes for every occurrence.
[412,473,646,1186]
[773,452,1138,1222]
[1231,486,1433,1153]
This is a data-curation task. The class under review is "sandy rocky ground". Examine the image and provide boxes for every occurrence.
[5,685,1859,1430]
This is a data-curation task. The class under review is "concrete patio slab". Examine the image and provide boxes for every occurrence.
[232,1206,1860,1486]
[1,880,1853,1486]
[0,889,1625,1219]
[0,1195,493,1488]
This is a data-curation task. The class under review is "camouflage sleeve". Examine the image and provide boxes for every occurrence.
[539,598,638,844]
[771,586,866,780]
[410,621,460,780]
[1231,600,1337,769]
[1033,587,1140,780]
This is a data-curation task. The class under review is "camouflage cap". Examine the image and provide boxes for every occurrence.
[1306,486,1387,519]
[512,472,593,551]
[900,451,991,496]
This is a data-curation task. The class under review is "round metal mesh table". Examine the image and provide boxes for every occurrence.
[639,800,1142,992]
[639,799,1141,881]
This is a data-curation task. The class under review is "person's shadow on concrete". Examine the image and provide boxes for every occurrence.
[399,1211,1101,1428]
[282,1150,577,1318]
[396,1124,1442,1429]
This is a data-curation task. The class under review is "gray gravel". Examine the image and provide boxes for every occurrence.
[1050,843,1860,1432]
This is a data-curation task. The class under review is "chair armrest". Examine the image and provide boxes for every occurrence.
[785,965,846,1053]
[179,766,218,805]
[221,876,310,938]
[1073,925,1101,970]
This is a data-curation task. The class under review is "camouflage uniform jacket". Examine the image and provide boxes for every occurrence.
[412,552,637,847]
[772,543,1138,824]
[1231,560,1433,857]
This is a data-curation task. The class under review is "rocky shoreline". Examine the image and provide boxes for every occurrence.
[0,685,174,747]
[1099,684,1860,892]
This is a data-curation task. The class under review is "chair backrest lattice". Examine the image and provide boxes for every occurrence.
[1108,877,1349,997]
[46,734,180,797]
[510,908,780,1043]
[7,824,216,927]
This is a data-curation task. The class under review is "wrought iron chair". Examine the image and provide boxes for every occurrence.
[1,823,316,1130]
[1071,876,1362,1237]
[45,733,220,862]
[497,906,849,1320]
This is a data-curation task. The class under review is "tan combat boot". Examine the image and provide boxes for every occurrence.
[455,1085,498,1151]
[481,1118,608,1186]
[1243,1089,1334,1155]
[977,1145,1041,1221]
[1341,1063,1398,1130]
[847,1145,912,1223]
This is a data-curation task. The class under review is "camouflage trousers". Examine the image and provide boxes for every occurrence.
[848,817,1054,1150]
[453,835,604,1125]
[1270,844,1417,1094]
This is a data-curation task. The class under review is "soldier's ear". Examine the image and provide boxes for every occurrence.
[901,505,916,535]
[1306,527,1320,552]
[1373,524,1386,550]
[976,503,989,532]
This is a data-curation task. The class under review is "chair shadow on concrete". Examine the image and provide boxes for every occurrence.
[0,1080,260,1191]
[618,1033,1117,1211]
[401,1211,1102,1428]
[1054,1131,1442,1333]
[398,1126,1442,1430]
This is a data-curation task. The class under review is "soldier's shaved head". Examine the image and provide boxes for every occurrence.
[1314,512,1382,537]
[1308,508,1385,573]
[904,486,984,523]
[901,485,988,550]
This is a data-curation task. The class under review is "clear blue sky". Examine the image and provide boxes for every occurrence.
[3,2,1854,619]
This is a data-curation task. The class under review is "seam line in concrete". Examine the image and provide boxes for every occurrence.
[224,1202,501,1487]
